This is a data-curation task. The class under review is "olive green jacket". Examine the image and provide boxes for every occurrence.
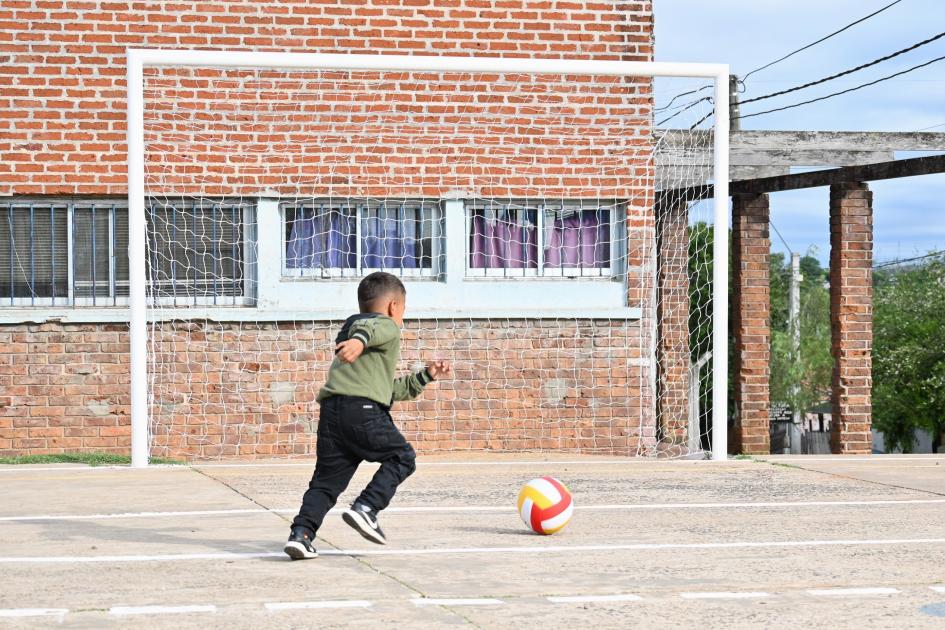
[317,313,432,406]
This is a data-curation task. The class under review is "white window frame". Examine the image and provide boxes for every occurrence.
[145,198,256,308]
[0,200,125,307]
[280,199,443,281]
[0,198,256,309]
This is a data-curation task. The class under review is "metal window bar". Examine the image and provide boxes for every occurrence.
[355,203,362,275]
[70,204,76,305]
[110,205,116,306]
[148,202,157,306]
[230,204,237,305]
[170,203,179,305]
[416,206,423,268]
[51,205,57,305]
[6,207,12,304]
[212,204,218,305]
[188,198,195,305]
[398,202,404,273]
[28,204,35,306]
[91,205,97,306]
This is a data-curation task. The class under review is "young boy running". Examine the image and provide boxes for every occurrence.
[284,271,450,560]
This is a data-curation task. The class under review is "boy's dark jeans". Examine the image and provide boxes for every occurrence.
[292,395,417,536]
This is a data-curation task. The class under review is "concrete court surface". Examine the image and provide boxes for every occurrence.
[0,454,944,629]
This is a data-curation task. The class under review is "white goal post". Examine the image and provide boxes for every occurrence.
[125,49,730,467]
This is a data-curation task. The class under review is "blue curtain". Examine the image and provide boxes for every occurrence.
[362,205,418,269]
[286,205,419,270]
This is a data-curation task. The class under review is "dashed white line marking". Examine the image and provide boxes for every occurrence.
[5,498,945,523]
[264,600,373,611]
[0,608,69,619]
[108,605,217,615]
[807,587,900,597]
[680,592,770,600]
[547,594,642,603]
[411,598,504,606]
[3,538,945,565]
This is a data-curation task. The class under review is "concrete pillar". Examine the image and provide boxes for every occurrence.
[829,182,873,454]
[732,193,771,455]
[655,194,691,451]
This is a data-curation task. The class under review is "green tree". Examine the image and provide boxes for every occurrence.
[769,252,832,415]
[873,259,945,453]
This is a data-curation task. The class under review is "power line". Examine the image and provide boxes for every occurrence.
[737,53,945,121]
[656,96,713,127]
[655,85,713,113]
[770,220,794,255]
[742,0,906,82]
[915,121,945,131]
[740,30,945,106]
[657,0,909,126]
[874,250,945,268]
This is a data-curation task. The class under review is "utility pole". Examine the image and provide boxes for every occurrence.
[789,252,802,433]
[729,74,741,132]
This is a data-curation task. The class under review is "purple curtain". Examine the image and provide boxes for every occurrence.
[544,209,610,268]
[286,205,419,270]
[469,209,538,268]
[469,208,609,269]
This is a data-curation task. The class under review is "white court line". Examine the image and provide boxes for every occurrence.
[929,585,945,593]
[3,455,943,474]
[807,587,900,597]
[412,598,504,606]
[109,604,217,615]
[5,498,945,523]
[0,608,69,619]
[681,592,770,600]
[265,600,372,611]
[0,459,738,473]
[3,537,945,565]
[547,594,642,603]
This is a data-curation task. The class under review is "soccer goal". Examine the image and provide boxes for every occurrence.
[126,50,729,467]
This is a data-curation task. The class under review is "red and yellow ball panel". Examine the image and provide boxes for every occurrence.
[517,476,574,535]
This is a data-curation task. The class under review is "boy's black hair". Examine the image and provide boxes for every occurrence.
[358,271,406,311]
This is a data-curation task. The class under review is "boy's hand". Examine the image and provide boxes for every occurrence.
[335,339,365,364]
[426,360,452,380]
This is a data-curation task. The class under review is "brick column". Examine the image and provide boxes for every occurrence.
[655,194,691,451]
[829,182,873,454]
[732,193,771,455]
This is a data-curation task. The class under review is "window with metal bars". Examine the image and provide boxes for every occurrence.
[283,199,442,279]
[0,199,253,307]
[466,201,623,278]
[146,199,252,305]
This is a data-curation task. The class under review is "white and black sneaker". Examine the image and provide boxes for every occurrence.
[342,502,387,545]
[283,526,318,560]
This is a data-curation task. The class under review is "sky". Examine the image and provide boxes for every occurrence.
[654,0,945,264]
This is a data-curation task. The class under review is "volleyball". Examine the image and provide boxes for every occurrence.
[517,477,574,535]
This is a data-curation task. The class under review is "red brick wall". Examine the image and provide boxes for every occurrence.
[829,182,872,455]
[1,319,652,459]
[0,0,653,196]
[731,193,770,455]
[0,1,658,460]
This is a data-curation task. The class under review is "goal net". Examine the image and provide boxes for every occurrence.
[132,53,724,462]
